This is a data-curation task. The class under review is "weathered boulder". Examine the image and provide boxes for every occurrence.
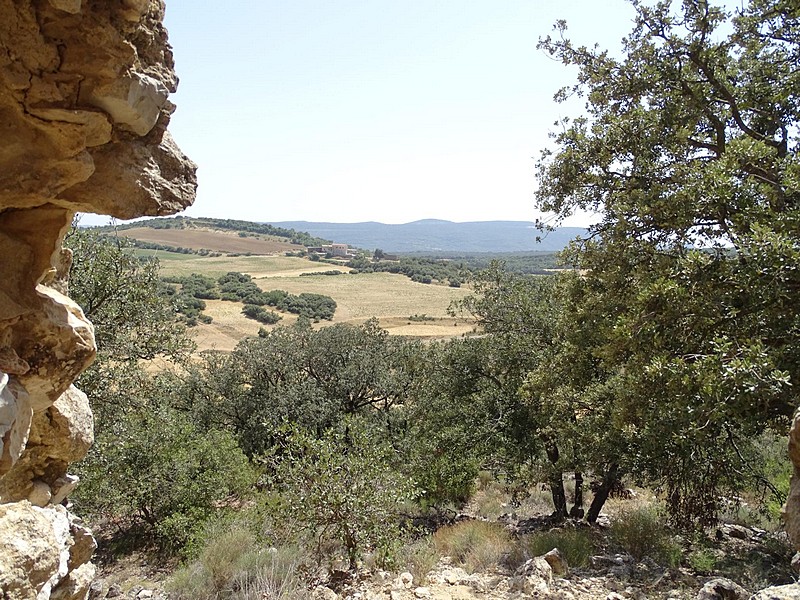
[0,0,196,598]
[697,577,749,600]
[751,583,800,600]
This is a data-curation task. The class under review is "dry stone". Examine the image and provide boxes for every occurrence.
[751,583,800,600]
[0,0,196,597]
[786,409,800,550]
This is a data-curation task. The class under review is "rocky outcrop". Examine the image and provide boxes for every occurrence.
[785,410,800,551]
[0,1,196,598]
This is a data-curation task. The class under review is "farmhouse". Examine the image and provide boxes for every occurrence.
[307,243,357,258]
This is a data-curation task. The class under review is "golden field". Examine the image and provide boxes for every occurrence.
[155,253,475,352]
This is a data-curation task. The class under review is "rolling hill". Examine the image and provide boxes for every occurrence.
[271,219,585,253]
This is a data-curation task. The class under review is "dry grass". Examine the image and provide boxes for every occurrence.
[255,272,472,325]
[118,227,302,255]
[432,520,512,574]
[157,255,344,279]
[191,300,265,352]
[157,255,476,351]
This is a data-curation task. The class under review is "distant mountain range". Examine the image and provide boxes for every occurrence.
[271,220,585,253]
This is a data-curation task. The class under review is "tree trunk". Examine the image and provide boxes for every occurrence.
[587,463,619,524]
[570,471,585,518]
[546,443,568,521]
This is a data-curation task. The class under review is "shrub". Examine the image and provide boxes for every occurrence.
[610,505,682,566]
[261,423,417,570]
[687,548,717,574]
[75,406,255,552]
[511,527,594,569]
[396,537,439,585]
[242,304,282,324]
[168,523,306,600]
[432,520,512,573]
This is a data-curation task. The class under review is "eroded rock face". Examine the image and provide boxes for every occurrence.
[0,1,196,598]
[785,409,800,550]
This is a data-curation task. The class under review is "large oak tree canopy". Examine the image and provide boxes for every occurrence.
[534,0,800,525]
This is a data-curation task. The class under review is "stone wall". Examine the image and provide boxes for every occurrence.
[0,1,196,598]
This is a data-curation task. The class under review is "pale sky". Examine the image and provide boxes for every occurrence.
[86,1,642,226]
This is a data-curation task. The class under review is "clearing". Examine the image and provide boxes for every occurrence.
[154,254,475,351]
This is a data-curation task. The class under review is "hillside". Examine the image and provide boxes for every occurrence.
[116,226,303,255]
[272,219,586,253]
[97,216,585,254]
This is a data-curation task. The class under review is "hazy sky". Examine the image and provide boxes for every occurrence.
[89,1,643,226]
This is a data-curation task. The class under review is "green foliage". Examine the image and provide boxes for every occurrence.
[241,304,282,324]
[534,0,800,527]
[75,405,255,551]
[260,423,417,569]
[180,318,417,458]
[348,255,468,286]
[688,548,718,575]
[217,272,337,320]
[610,505,682,567]
[67,228,193,363]
[66,227,194,422]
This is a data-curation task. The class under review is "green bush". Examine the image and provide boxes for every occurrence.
[75,407,255,551]
[242,304,282,324]
[687,548,717,574]
[261,423,416,570]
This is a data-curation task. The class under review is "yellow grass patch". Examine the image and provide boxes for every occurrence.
[254,272,473,325]
[158,255,476,350]
[157,255,345,279]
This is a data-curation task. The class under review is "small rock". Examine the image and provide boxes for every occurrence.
[607,593,626,600]
[311,586,338,600]
[88,580,104,600]
[28,480,52,507]
[724,524,751,540]
[511,557,553,594]
[399,572,414,588]
[106,584,122,598]
[543,547,569,576]
[792,552,800,573]
[413,587,431,598]
[696,577,748,600]
[137,591,153,599]
[623,586,646,600]
[374,570,391,582]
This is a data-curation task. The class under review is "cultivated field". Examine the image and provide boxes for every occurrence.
[118,226,303,254]
[156,254,347,279]
[153,253,475,351]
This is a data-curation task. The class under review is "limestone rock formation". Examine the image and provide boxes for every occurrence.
[786,409,800,550]
[0,1,196,598]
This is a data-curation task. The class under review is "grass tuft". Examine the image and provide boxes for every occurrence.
[610,505,682,567]
[510,527,594,570]
[433,520,512,573]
